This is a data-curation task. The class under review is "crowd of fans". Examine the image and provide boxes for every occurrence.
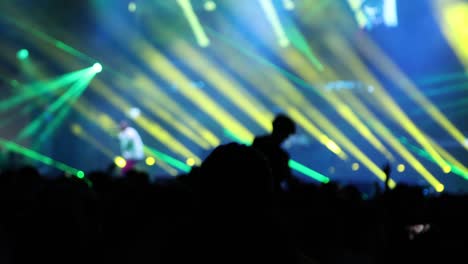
[1,141,467,264]
[1,114,467,264]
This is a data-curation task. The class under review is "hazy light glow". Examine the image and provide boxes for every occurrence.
[177,0,210,47]
[283,0,295,10]
[146,156,156,166]
[92,63,102,73]
[259,0,290,47]
[114,156,127,168]
[17,49,29,60]
[204,1,216,11]
[352,163,360,171]
[0,138,84,178]
[128,2,137,12]
[383,0,399,27]
[397,164,405,173]
[186,157,196,167]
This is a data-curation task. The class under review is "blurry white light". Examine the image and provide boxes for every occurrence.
[128,2,137,12]
[283,0,295,10]
[128,107,141,119]
[204,1,216,11]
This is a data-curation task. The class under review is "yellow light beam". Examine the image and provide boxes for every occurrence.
[170,39,274,132]
[90,79,202,164]
[206,33,348,159]
[279,43,395,162]
[284,106,347,159]
[327,32,451,173]
[208,33,398,187]
[339,90,445,191]
[222,13,394,162]
[102,49,218,149]
[70,123,116,159]
[131,74,220,148]
[177,0,210,47]
[88,55,215,148]
[58,29,219,149]
[35,12,220,149]
[258,0,290,47]
[134,40,254,142]
[435,1,468,69]
[132,87,212,150]
[11,16,214,159]
[355,31,468,152]
[100,18,220,147]
[430,138,468,174]
[317,57,448,191]
[72,102,184,176]
[103,21,250,144]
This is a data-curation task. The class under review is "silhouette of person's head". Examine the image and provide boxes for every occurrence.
[119,120,129,131]
[271,114,296,144]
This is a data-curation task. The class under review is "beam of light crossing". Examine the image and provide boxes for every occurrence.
[323,31,452,173]
[0,67,89,112]
[169,39,275,132]
[206,29,398,187]
[337,89,445,191]
[355,30,468,152]
[177,0,210,47]
[0,138,86,179]
[17,67,97,141]
[258,0,290,47]
[89,78,203,164]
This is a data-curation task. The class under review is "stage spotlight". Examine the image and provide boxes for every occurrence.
[204,0,216,11]
[71,123,83,135]
[145,156,156,166]
[92,63,102,73]
[397,164,405,173]
[352,162,360,171]
[186,157,196,167]
[17,49,29,60]
[283,0,295,10]
[128,2,137,12]
[77,171,85,179]
[177,0,210,47]
[114,156,127,168]
[443,166,452,174]
[259,0,290,47]
[128,107,141,119]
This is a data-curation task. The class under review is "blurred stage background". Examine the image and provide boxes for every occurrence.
[1,0,467,194]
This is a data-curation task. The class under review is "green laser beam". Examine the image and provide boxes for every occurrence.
[283,16,324,71]
[0,15,96,64]
[17,68,95,140]
[0,68,89,112]
[0,138,84,178]
[288,160,330,183]
[33,72,96,148]
[399,137,468,180]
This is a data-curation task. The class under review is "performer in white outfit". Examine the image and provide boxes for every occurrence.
[118,120,144,174]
